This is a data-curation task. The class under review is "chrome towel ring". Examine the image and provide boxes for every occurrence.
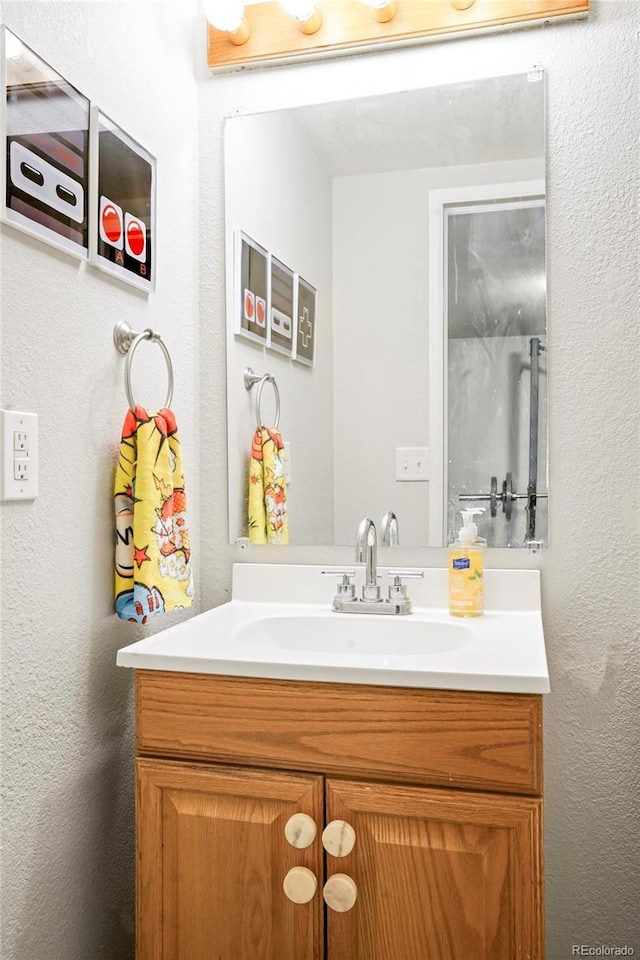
[113,320,174,410]
[244,366,280,429]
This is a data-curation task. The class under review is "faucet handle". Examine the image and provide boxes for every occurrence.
[321,569,356,601]
[387,569,424,580]
[386,569,424,602]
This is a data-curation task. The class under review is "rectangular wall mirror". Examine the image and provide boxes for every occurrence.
[224,71,548,549]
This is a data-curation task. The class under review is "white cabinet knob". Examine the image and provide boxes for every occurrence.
[283,866,318,904]
[284,812,318,849]
[321,819,356,857]
[323,873,358,912]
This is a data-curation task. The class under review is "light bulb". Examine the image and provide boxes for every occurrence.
[203,0,250,44]
[360,0,396,22]
[279,0,316,19]
[278,0,322,33]
[203,0,245,33]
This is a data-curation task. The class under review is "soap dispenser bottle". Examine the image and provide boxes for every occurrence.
[449,508,486,618]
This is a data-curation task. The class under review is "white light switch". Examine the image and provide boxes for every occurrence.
[1,409,39,500]
[396,447,430,482]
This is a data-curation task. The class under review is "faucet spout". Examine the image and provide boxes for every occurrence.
[324,521,416,615]
[355,518,381,602]
[381,511,399,546]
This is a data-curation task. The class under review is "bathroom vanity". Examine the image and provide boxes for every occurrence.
[119,564,549,960]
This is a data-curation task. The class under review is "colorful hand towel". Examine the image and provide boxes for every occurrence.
[114,406,194,622]
[248,426,289,544]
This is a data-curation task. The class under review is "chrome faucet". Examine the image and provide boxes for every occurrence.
[356,517,381,602]
[321,517,424,615]
[380,511,399,546]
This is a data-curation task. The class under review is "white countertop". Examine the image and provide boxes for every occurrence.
[116,564,549,694]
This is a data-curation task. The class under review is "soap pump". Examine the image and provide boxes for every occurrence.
[448,508,487,618]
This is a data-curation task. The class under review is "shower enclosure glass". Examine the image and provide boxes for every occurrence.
[446,195,548,548]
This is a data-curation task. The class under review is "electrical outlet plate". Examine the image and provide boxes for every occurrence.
[1,409,39,500]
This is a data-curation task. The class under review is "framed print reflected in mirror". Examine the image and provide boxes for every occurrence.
[294,275,316,367]
[235,230,269,345]
[268,255,295,357]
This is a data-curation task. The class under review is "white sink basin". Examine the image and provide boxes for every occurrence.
[234,613,471,657]
[116,563,550,694]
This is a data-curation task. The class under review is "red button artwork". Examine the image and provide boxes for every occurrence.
[124,212,147,262]
[127,220,144,256]
[256,296,266,327]
[99,195,123,249]
[244,289,255,322]
[103,205,121,242]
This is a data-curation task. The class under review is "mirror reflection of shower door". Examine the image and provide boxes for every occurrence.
[443,186,548,548]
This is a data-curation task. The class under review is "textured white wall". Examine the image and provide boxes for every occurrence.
[0,3,199,958]
[199,4,640,957]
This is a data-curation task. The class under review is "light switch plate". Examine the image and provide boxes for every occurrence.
[395,446,430,482]
[1,409,39,500]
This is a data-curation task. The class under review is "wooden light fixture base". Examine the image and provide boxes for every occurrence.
[207,0,589,72]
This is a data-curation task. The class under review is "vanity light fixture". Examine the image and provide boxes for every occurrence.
[207,0,590,71]
[278,0,323,34]
[202,0,250,45]
[360,0,396,23]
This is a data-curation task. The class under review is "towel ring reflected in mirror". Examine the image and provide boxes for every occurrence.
[113,320,174,411]
[244,366,280,429]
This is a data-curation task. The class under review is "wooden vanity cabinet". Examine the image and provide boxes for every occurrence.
[136,759,324,960]
[135,671,544,960]
[325,779,542,960]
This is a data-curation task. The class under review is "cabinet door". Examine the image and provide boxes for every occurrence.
[325,779,543,960]
[137,758,324,960]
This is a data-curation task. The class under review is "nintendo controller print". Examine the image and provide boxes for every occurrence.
[1,26,90,258]
[269,256,295,357]
[237,232,268,345]
[295,276,317,367]
[92,110,155,291]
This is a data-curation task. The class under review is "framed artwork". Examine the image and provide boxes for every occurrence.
[0,26,90,259]
[90,109,156,291]
[268,255,295,357]
[294,275,317,367]
[235,230,269,345]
